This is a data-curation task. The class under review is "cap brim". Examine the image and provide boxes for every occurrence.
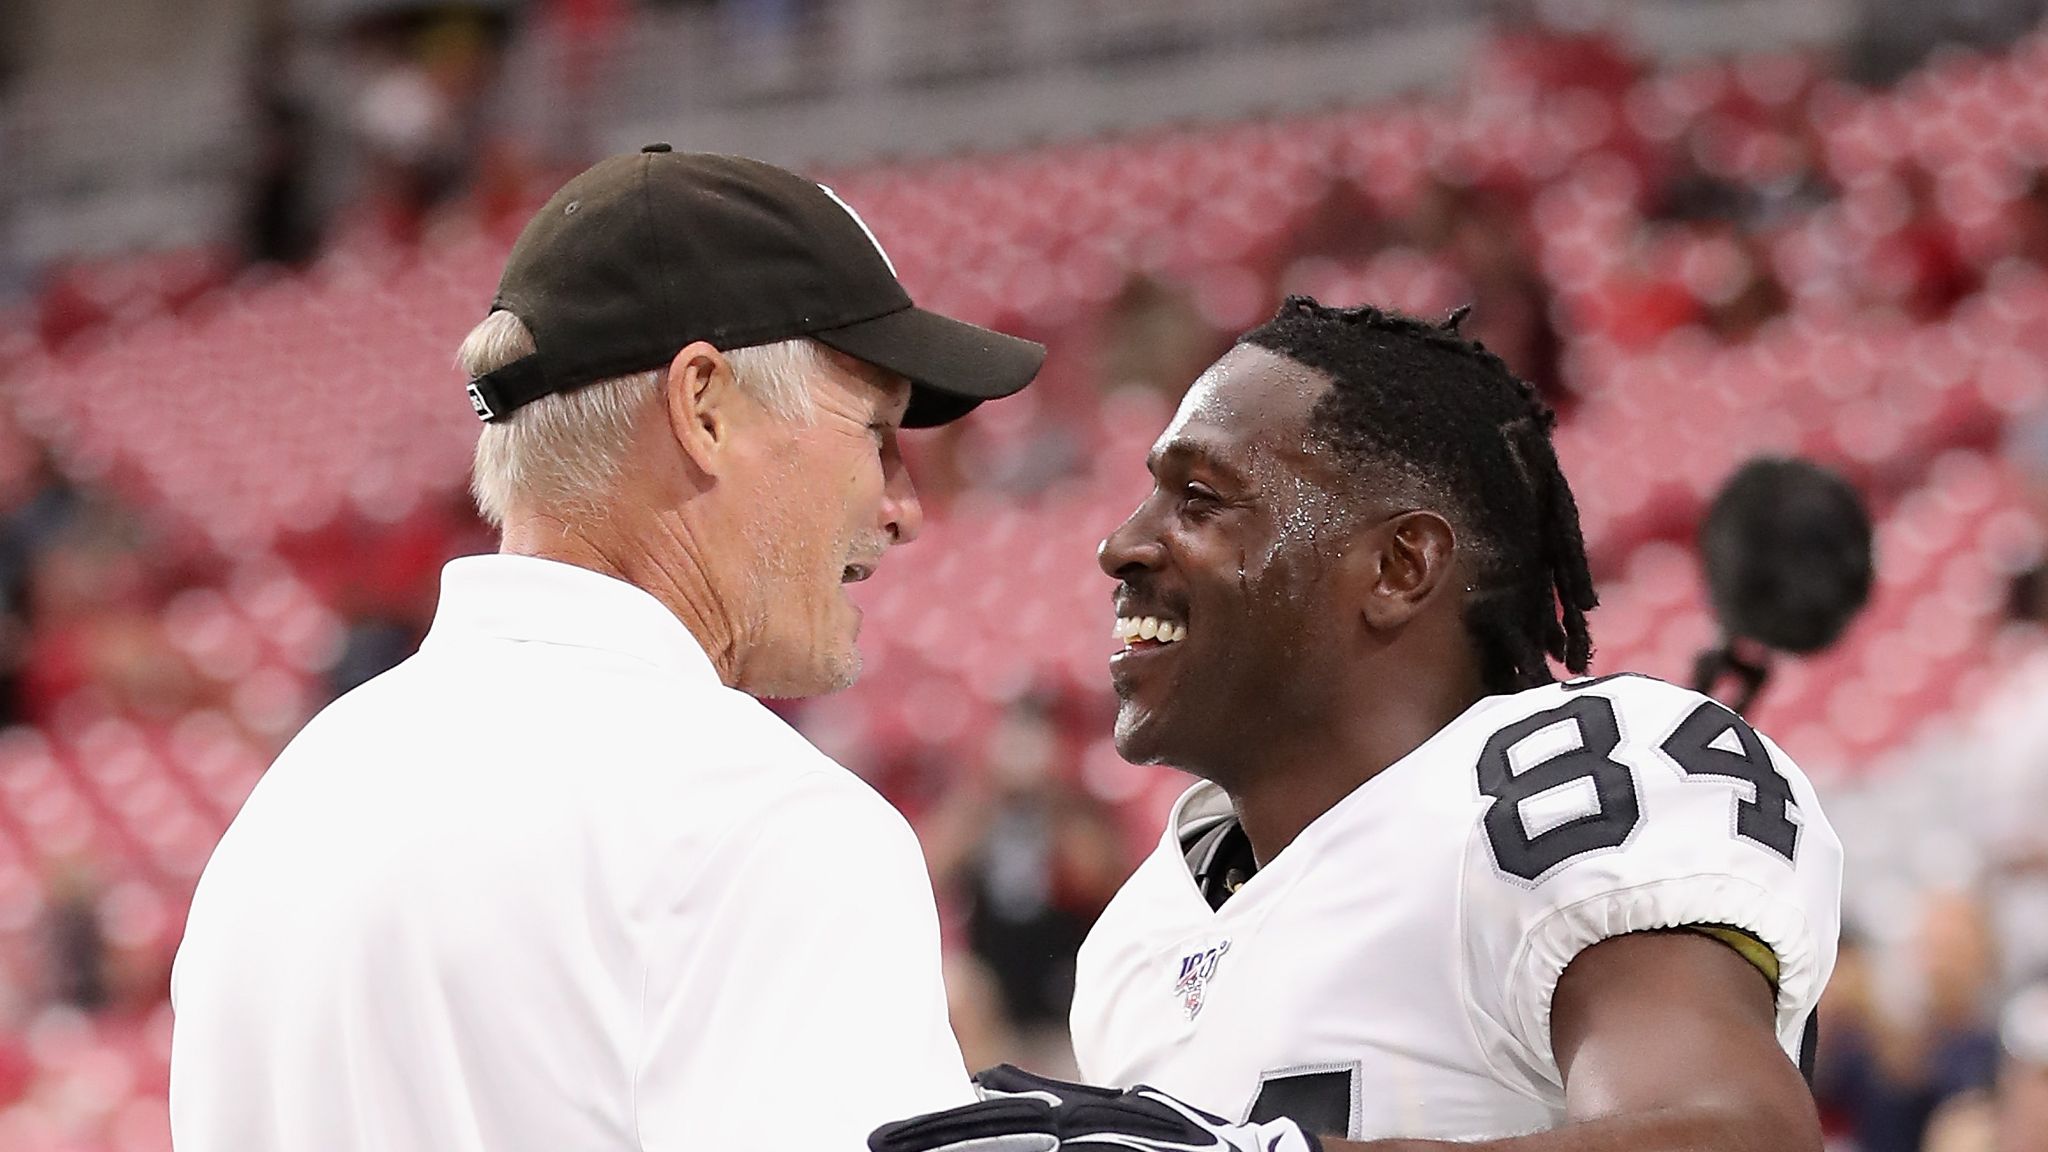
[811,307,1046,428]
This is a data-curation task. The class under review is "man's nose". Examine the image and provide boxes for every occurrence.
[882,454,924,546]
[1097,506,1165,578]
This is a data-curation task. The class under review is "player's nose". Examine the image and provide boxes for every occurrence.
[1098,505,1166,579]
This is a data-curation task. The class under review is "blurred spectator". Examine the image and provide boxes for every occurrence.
[1921,981,2048,1152]
[1819,896,2002,1152]
[925,696,1128,1054]
[0,436,82,728]
[1654,77,1835,233]
[16,499,200,726]
[1441,189,1565,403]
[1954,410,2048,991]
[1868,167,1980,321]
[1816,928,1889,1143]
[1096,275,1225,404]
[38,865,105,1013]
[2014,170,2048,271]
[1696,223,1790,341]
[1954,645,2048,995]
[244,16,325,267]
[339,4,517,243]
[290,492,493,702]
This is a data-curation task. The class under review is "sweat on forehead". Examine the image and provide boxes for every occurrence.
[1156,346,1329,460]
[1154,344,1418,511]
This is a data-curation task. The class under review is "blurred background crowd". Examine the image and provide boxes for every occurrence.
[7,0,2048,1149]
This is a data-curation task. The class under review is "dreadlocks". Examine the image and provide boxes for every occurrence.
[1239,295,1597,694]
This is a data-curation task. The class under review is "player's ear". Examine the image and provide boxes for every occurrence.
[664,341,747,475]
[1355,509,1458,632]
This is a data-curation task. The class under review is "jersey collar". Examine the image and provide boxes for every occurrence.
[424,553,722,684]
[1159,691,1514,901]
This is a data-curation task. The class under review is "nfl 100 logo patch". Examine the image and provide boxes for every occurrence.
[1174,940,1231,1020]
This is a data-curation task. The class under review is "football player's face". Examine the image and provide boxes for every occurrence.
[1097,344,1362,770]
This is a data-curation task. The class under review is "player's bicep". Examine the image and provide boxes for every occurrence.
[1553,929,1819,1139]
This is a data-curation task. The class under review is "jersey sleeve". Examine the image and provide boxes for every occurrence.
[633,769,973,1151]
[1457,677,1843,1094]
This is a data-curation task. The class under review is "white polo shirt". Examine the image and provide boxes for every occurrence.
[170,554,972,1152]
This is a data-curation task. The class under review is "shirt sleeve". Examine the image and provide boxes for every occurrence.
[1458,680,1843,1096]
[633,769,973,1151]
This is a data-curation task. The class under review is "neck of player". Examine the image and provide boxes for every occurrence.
[1226,661,1489,869]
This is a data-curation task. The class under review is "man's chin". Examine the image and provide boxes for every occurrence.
[805,644,863,696]
[738,645,862,700]
[1111,702,1173,766]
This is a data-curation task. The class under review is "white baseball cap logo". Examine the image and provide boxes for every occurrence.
[817,184,898,278]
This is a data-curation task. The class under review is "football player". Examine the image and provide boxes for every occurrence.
[874,298,1842,1152]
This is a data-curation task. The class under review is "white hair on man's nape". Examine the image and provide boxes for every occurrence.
[459,310,825,527]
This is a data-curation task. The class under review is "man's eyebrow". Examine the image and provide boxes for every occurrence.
[1148,439,1247,483]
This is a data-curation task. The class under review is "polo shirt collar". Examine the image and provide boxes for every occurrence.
[424,554,722,684]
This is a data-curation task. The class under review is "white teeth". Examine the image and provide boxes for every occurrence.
[1112,616,1185,645]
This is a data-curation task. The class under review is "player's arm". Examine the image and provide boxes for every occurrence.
[1329,927,1821,1152]
[872,928,1817,1152]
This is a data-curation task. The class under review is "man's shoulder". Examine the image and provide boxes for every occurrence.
[305,640,903,837]
[1482,671,1720,727]
[1448,671,1819,786]
[630,692,921,859]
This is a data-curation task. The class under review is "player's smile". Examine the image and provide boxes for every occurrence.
[1111,613,1187,649]
[1108,592,1191,691]
[1108,614,1185,704]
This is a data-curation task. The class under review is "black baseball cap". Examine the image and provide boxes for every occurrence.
[467,145,1045,428]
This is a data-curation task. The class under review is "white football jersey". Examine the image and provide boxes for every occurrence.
[1071,673,1842,1141]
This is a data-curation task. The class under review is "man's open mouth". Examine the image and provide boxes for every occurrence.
[1112,614,1187,651]
[841,563,876,584]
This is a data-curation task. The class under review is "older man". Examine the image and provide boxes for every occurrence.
[169,147,1044,1152]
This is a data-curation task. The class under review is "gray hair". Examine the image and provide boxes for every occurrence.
[459,310,824,526]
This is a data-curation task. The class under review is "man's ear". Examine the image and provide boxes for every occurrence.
[1355,510,1459,632]
[664,341,743,474]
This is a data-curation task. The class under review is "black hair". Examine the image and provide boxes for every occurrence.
[1239,295,1597,694]
[1699,456,1873,654]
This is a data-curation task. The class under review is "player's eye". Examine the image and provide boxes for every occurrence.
[1180,482,1223,518]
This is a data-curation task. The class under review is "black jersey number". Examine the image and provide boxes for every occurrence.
[1247,1064,1358,1139]
[1661,700,1801,862]
[1477,695,1804,882]
[1476,696,1641,882]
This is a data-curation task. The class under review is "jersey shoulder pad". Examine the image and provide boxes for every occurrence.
[1456,672,1841,1086]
